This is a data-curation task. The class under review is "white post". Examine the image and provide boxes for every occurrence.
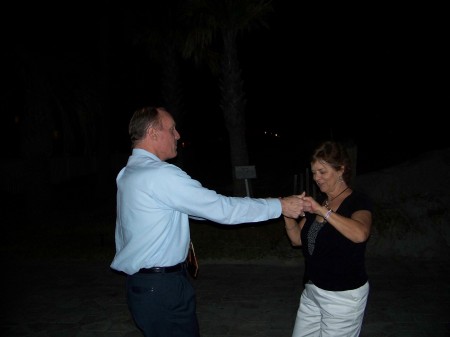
[245,179,250,197]
[305,168,310,195]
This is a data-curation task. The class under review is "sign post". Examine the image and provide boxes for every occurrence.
[235,165,257,197]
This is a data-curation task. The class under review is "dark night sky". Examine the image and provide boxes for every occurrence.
[239,2,448,173]
[2,2,448,176]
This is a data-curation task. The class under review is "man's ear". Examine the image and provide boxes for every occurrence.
[148,127,158,140]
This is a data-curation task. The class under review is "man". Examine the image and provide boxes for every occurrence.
[110,106,309,337]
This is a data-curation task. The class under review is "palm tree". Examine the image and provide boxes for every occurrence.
[182,0,273,196]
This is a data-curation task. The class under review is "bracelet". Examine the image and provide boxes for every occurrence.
[324,209,333,221]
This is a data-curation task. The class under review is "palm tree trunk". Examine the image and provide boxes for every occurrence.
[220,30,251,196]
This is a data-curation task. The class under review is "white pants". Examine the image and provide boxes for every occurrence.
[292,281,369,337]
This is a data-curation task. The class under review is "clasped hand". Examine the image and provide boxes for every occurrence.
[280,192,312,219]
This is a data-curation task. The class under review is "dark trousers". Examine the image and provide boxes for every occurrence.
[126,269,200,337]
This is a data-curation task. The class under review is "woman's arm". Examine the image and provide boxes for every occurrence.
[283,216,306,246]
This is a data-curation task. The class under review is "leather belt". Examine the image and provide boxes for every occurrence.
[138,262,185,274]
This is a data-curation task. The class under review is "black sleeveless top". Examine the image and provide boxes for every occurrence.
[301,190,373,291]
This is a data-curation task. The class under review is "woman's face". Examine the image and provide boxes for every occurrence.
[311,159,343,195]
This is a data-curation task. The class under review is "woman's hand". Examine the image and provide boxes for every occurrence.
[303,196,327,217]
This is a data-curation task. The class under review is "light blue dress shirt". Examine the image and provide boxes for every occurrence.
[110,149,282,275]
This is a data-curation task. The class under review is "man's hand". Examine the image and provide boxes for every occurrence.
[280,192,311,218]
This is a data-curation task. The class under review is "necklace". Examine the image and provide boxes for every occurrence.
[324,186,349,209]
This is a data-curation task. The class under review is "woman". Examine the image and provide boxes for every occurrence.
[284,141,373,337]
